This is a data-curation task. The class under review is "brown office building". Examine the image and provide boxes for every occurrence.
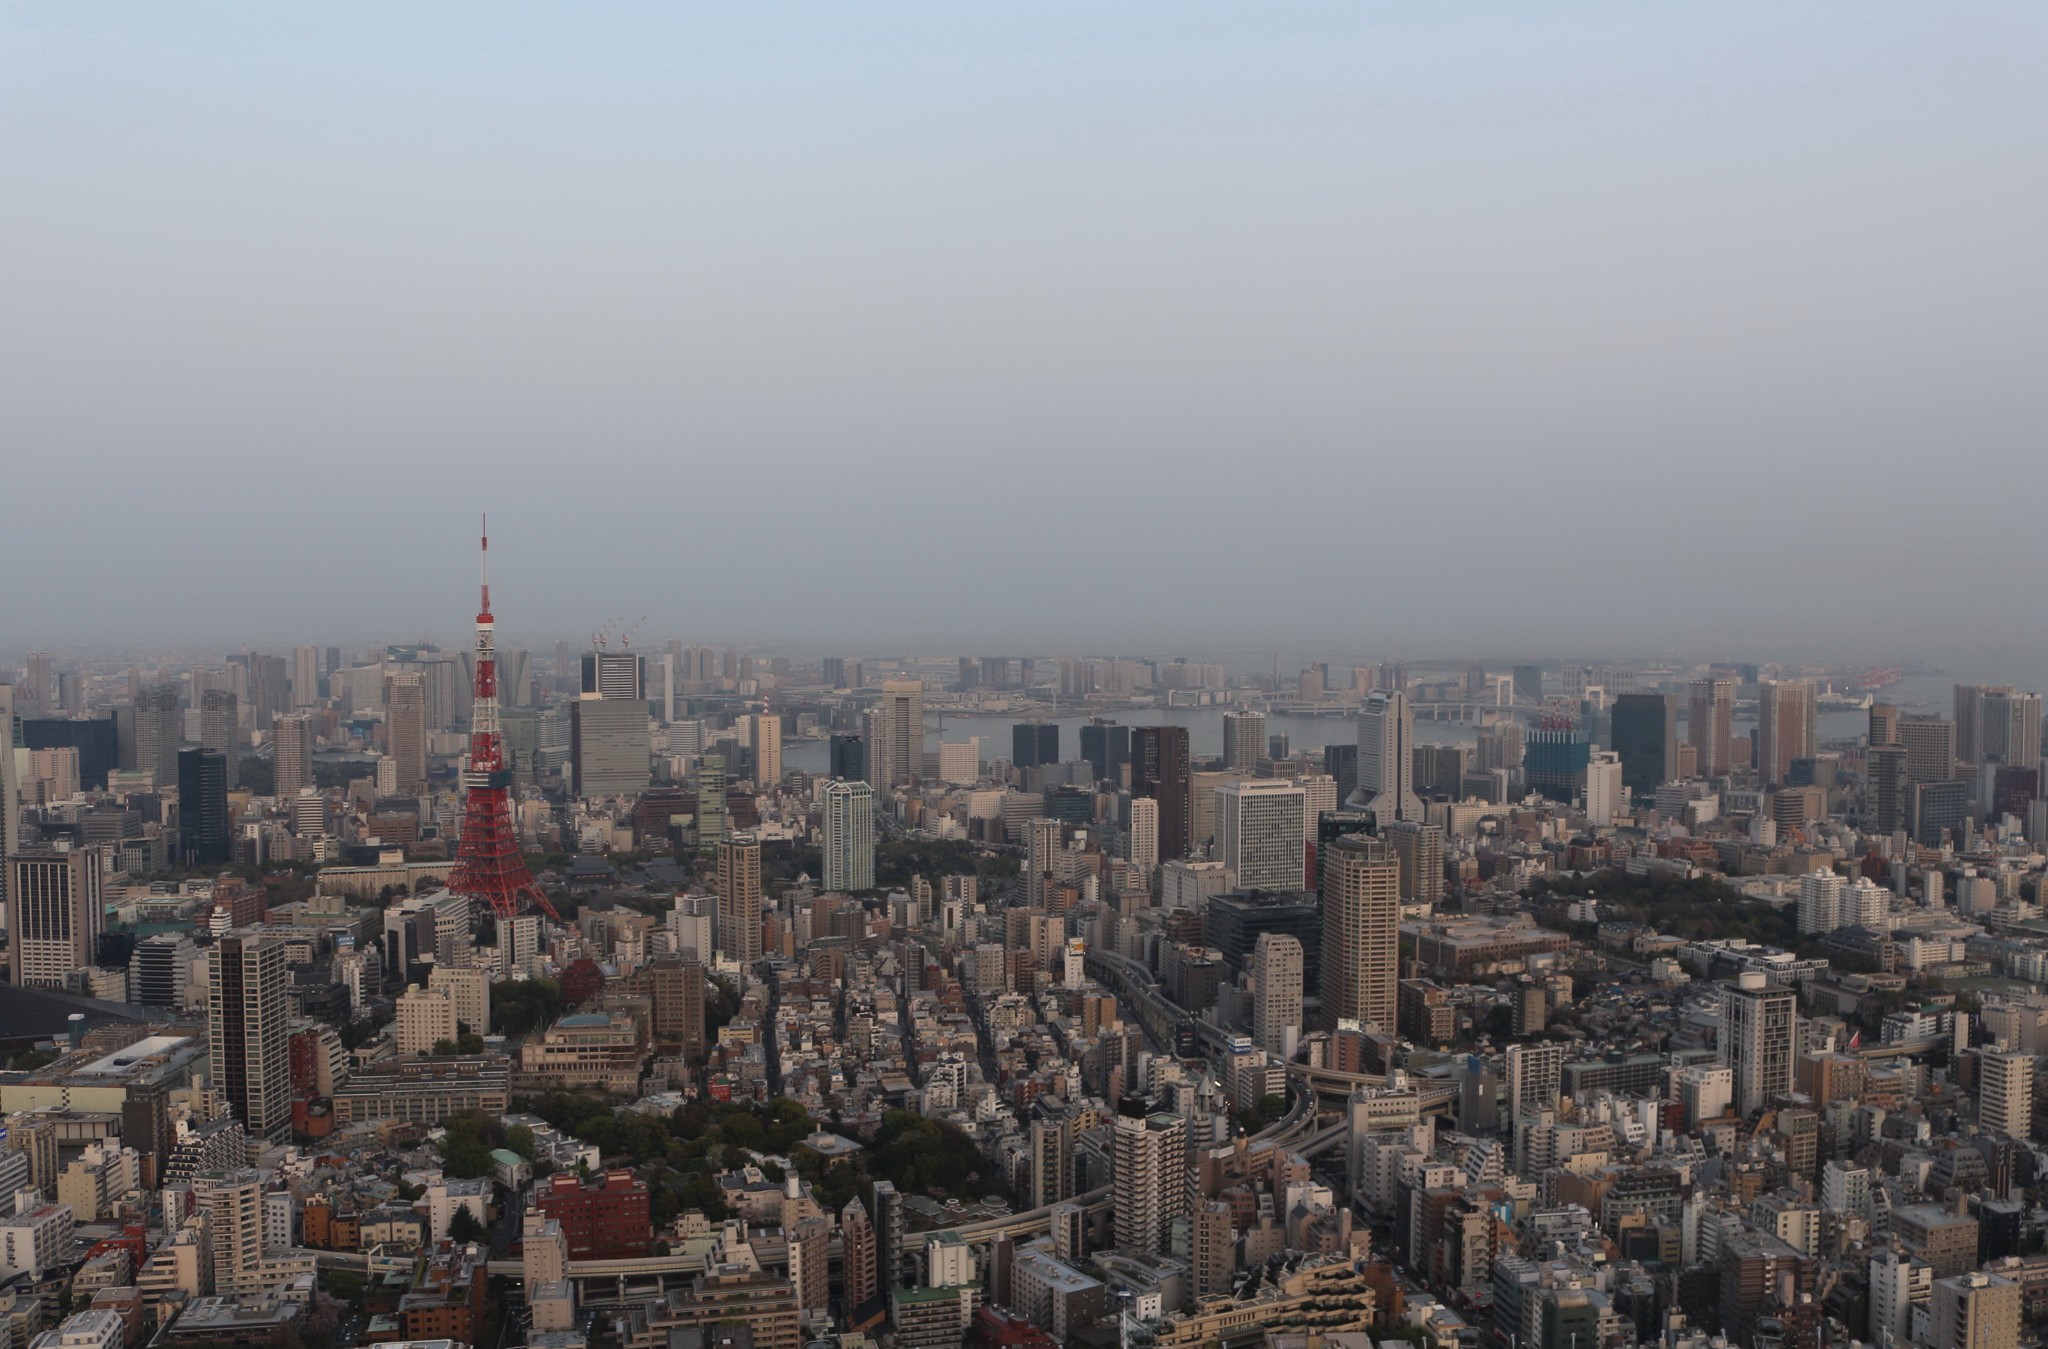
[1131,727,1191,861]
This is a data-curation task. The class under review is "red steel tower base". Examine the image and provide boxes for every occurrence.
[448,524,560,922]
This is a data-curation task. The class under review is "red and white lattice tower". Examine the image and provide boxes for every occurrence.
[448,523,560,921]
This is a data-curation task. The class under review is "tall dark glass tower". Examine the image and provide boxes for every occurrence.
[1131,725,1191,860]
[1610,693,1678,799]
[177,748,231,865]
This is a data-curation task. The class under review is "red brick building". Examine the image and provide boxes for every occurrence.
[536,1169,652,1260]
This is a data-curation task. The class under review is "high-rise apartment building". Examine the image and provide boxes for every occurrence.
[1721,971,1796,1117]
[1111,1105,1187,1255]
[696,753,728,846]
[1756,680,1817,787]
[8,848,106,987]
[178,748,231,866]
[210,932,292,1142]
[1955,684,1999,765]
[1583,750,1624,827]
[1931,1271,2020,1349]
[717,835,763,963]
[1321,834,1398,1031]
[1610,693,1678,798]
[1251,932,1304,1056]
[1357,691,1422,824]
[1131,726,1191,860]
[384,673,428,794]
[1979,1047,2033,1141]
[1687,677,1735,779]
[1126,796,1158,870]
[866,680,924,791]
[822,780,876,892]
[1382,820,1445,904]
[1221,710,1266,773]
[1215,780,1306,891]
[272,712,313,800]
[749,713,782,788]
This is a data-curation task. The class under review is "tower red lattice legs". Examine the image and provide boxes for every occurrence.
[447,522,560,921]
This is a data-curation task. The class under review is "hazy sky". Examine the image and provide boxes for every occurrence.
[5,4,2045,663]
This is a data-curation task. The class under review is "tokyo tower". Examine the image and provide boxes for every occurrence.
[448,523,560,921]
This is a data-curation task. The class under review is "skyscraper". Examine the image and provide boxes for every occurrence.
[828,734,865,782]
[1869,702,1900,748]
[749,712,782,788]
[1756,680,1817,787]
[1321,834,1398,1031]
[178,748,231,866]
[1130,726,1191,861]
[717,834,763,963]
[1382,820,1445,904]
[570,697,651,797]
[210,932,292,1142]
[1251,932,1304,1056]
[1867,745,1909,836]
[1687,677,1735,778]
[200,689,240,789]
[134,683,182,788]
[1357,691,1422,824]
[1980,690,2042,768]
[1720,971,1796,1117]
[1012,723,1060,771]
[7,848,105,988]
[272,712,313,800]
[1610,692,1678,798]
[385,672,428,794]
[1080,720,1129,786]
[822,780,876,892]
[867,679,924,791]
[1584,750,1624,827]
[1215,779,1306,890]
[23,651,52,707]
[582,650,646,701]
[1221,710,1266,772]
[696,753,728,846]
[1898,714,1957,785]
[1126,796,1158,869]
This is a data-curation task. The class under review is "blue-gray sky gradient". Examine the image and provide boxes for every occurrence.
[5,4,2045,662]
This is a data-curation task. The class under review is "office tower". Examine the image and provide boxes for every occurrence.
[384,673,427,793]
[1687,677,1735,778]
[133,683,182,788]
[696,753,728,846]
[1756,681,1817,787]
[748,713,782,787]
[1321,834,1398,1031]
[1980,690,2042,768]
[210,932,291,1142]
[8,848,106,988]
[1357,690,1423,824]
[1609,693,1678,798]
[249,652,290,728]
[817,733,862,785]
[199,689,240,789]
[937,738,979,785]
[1954,684,2001,764]
[1131,726,1191,860]
[1869,701,1899,748]
[1080,720,1129,786]
[570,697,651,797]
[821,656,847,689]
[866,679,924,791]
[822,780,876,892]
[1583,750,1624,826]
[582,650,646,701]
[871,1180,906,1289]
[1251,932,1304,1055]
[1512,665,1543,703]
[1866,745,1909,836]
[129,931,198,1007]
[292,645,322,707]
[1979,1047,2032,1140]
[23,652,52,706]
[1908,779,1971,846]
[177,748,231,866]
[1931,1272,2020,1349]
[717,834,763,963]
[1382,820,1445,904]
[1221,710,1266,773]
[1323,742,1358,805]
[1898,714,1957,784]
[1721,971,1797,1116]
[272,712,313,800]
[1112,1105,1187,1255]
[1215,779,1306,890]
[1012,723,1060,771]
[1126,796,1158,869]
